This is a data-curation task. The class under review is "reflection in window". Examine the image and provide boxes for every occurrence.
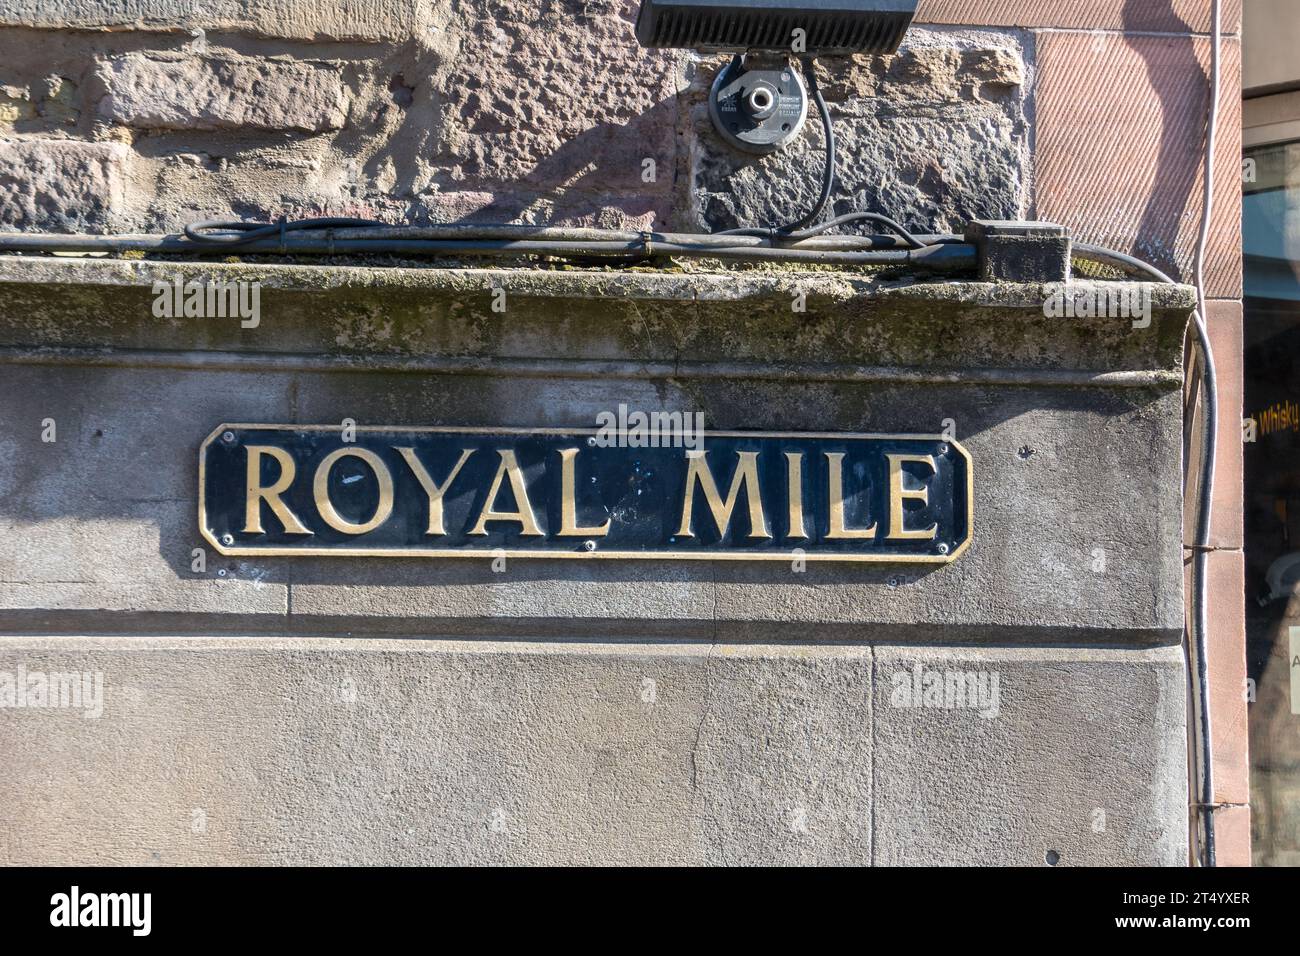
[1245,139,1300,865]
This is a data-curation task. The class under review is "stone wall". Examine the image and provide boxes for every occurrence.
[0,2,1245,277]
[0,0,1247,864]
[0,2,1034,238]
[0,2,1242,284]
[0,258,1194,864]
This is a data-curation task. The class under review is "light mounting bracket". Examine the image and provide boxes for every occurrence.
[709,54,808,155]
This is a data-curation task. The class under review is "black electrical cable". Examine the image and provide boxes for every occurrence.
[725,212,934,249]
[783,55,836,232]
[711,58,945,247]
[1188,0,1223,869]
[785,213,932,247]
[716,55,836,238]
[185,216,387,246]
[0,225,974,268]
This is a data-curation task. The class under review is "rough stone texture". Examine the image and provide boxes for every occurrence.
[98,54,349,133]
[0,0,1239,291]
[0,8,1034,235]
[689,29,1030,234]
[0,0,436,41]
[0,1,689,231]
[0,75,77,132]
[0,137,128,231]
[427,0,681,227]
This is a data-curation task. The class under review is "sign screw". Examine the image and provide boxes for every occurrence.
[586,436,597,447]
[583,540,597,552]
[221,431,236,444]
[220,534,235,547]
[936,543,950,555]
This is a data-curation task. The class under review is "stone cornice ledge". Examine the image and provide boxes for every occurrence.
[0,254,1199,312]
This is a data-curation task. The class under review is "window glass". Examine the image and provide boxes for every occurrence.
[1244,139,1300,865]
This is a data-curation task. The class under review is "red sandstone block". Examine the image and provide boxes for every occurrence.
[1212,804,1252,866]
[1205,548,1249,807]
[915,0,1241,34]
[1206,300,1244,551]
[1036,32,1242,299]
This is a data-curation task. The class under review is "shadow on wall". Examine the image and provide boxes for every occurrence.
[338,24,682,230]
[437,95,680,228]
[343,15,1032,235]
[1124,0,1210,279]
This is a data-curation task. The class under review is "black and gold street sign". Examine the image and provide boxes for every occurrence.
[199,425,972,563]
